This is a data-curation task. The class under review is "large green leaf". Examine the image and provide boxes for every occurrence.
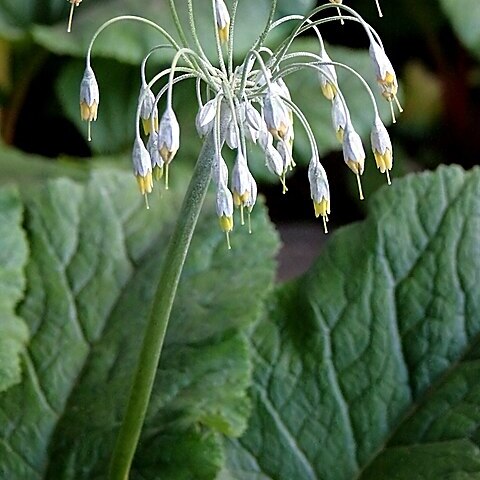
[224,166,480,479]
[0,169,279,479]
[440,0,480,60]
[0,143,89,185]
[0,186,28,392]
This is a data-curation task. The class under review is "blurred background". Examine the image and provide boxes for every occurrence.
[0,0,478,278]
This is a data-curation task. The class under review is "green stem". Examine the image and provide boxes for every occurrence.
[108,131,216,480]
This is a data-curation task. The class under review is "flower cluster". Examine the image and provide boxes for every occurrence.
[80,0,400,245]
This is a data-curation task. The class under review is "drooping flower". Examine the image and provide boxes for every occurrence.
[371,115,393,184]
[318,48,338,101]
[308,158,331,233]
[147,133,164,181]
[139,86,159,135]
[79,65,99,141]
[84,0,398,242]
[369,38,403,121]
[216,182,234,249]
[343,122,366,200]
[132,138,153,200]
[195,98,218,138]
[263,90,290,140]
[331,94,348,143]
[215,0,230,44]
[157,106,180,189]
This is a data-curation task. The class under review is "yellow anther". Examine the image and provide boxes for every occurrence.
[153,165,164,182]
[219,215,233,233]
[142,116,159,136]
[313,198,330,218]
[80,101,98,122]
[218,25,229,44]
[321,82,337,101]
[136,173,153,196]
[336,127,344,143]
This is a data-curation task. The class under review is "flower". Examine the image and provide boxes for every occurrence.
[368,38,403,121]
[216,182,234,249]
[215,0,230,44]
[195,98,218,138]
[83,1,399,240]
[331,94,348,143]
[79,65,99,122]
[318,48,338,101]
[371,115,393,183]
[79,65,99,141]
[231,151,251,208]
[308,158,331,233]
[132,138,153,199]
[147,133,164,181]
[139,86,159,135]
[343,122,366,200]
[263,90,290,140]
[158,106,180,164]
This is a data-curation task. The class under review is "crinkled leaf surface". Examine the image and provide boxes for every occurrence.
[440,0,480,60]
[0,186,28,392]
[224,166,480,479]
[0,144,89,186]
[0,169,279,479]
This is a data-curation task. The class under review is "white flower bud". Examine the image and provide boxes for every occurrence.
[215,0,230,44]
[258,130,274,151]
[195,98,217,138]
[79,66,99,122]
[132,138,153,196]
[343,123,366,200]
[343,124,365,175]
[243,102,266,144]
[216,182,234,236]
[263,91,290,140]
[265,144,284,177]
[318,49,338,101]
[331,94,348,143]
[225,118,239,149]
[231,151,251,207]
[139,86,159,135]
[369,38,398,99]
[308,158,331,232]
[158,106,180,164]
[371,116,393,182]
[213,152,229,187]
[147,133,164,181]
[276,140,294,172]
[245,172,257,211]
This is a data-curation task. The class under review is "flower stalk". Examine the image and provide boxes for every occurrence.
[108,127,217,480]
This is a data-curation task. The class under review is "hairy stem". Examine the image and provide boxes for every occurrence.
[108,131,216,480]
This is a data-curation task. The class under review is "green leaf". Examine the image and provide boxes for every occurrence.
[440,0,480,60]
[0,169,279,479]
[224,166,480,479]
[0,143,89,186]
[0,186,28,392]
